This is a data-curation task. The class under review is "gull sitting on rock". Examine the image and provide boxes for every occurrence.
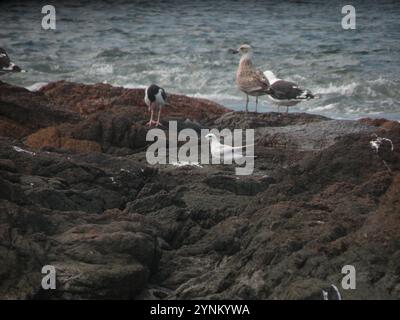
[205,133,255,162]
[230,44,272,112]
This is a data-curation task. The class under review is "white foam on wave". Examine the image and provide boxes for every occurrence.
[310,103,338,112]
[313,77,397,98]
[120,83,147,89]
[26,82,48,92]
[191,92,242,102]
[314,82,358,96]
[368,77,392,85]
[110,84,242,104]
[88,63,114,76]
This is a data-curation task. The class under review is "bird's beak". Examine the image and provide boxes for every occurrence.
[228,48,239,54]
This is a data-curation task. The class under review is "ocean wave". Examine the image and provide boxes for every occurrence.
[96,48,131,58]
[312,78,399,100]
[309,103,338,112]
[87,63,114,76]
[120,83,147,89]
[191,93,242,102]
[313,82,358,96]
[368,77,393,85]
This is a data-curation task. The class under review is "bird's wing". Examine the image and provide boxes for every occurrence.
[255,69,271,87]
[216,143,254,155]
[214,143,233,155]
[211,143,255,161]
[230,144,255,150]
[161,88,167,101]
[248,70,272,95]
[269,80,305,100]
[0,50,11,69]
[210,142,233,157]
[237,67,272,95]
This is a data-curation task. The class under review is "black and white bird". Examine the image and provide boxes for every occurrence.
[144,84,167,127]
[0,48,25,76]
[263,70,315,112]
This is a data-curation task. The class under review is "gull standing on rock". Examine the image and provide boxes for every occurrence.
[144,84,167,127]
[263,70,315,113]
[230,44,272,112]
[0,48,26,76]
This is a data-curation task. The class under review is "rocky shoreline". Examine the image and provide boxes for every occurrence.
[0,80,399,299]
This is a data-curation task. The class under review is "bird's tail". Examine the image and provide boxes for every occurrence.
[297,89,315,100]
[12,65,27,73]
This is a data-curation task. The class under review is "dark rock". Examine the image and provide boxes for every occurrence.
[256,120,375,150]
[214,111,329,130]
[0,80,399,300]
[0,81,79,133]
[203,174,274,195]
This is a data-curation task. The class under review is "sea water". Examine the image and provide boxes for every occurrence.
[1,0,399,120]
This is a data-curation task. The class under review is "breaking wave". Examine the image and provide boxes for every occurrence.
[2,0,399,120]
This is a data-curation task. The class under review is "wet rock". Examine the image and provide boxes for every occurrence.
[0,116,30,139]
[360,117,400,134]
[0,81,79,132]
[256,120,376,150]
[40,81,229,122]
[203,174,274,195]
[214,111,329,130]
[0,80,399,300]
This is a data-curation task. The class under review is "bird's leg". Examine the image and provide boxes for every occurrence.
[149,103,159,125]
[147,109,154,126]
[155,108,162,127]
[286,106,289,113]
[255,96,258,113]
[245,94,249,113]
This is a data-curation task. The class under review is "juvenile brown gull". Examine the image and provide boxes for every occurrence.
[230,44,272,112]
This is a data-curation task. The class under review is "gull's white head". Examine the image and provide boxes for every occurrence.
[263,70,279,84]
